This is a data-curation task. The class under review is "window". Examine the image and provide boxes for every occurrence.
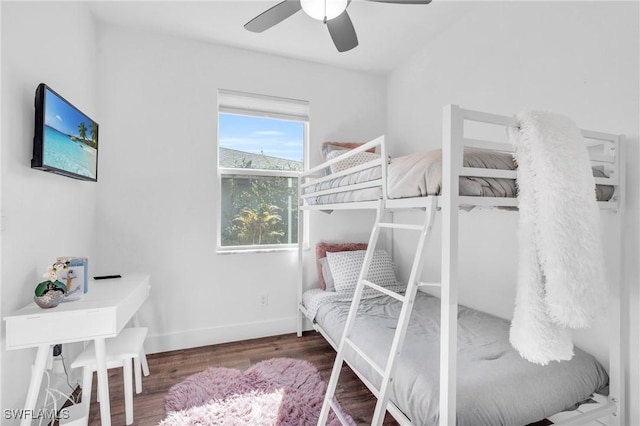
[217,90,308,252]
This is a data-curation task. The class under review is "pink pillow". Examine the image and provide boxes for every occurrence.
[316,242,368,290]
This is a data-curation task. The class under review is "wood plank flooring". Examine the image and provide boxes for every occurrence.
[86,331,395,425]
[85,331,550,426]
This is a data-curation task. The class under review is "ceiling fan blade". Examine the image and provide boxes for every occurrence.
[244,0,302,33]
[364,0,431,3]
[326,10,358,53]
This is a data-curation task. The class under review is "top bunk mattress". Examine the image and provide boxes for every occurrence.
[304,290,609,426]
[304,148,614,205]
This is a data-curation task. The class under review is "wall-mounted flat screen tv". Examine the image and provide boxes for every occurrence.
[31,83,98,181]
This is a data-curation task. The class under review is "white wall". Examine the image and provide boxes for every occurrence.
[94,24,386,354]
[0,2,99,422]
[386,1,639,424]
[2,1,636,423]
[0,2,4,418]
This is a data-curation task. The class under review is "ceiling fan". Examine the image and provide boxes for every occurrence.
[244,0,432,53]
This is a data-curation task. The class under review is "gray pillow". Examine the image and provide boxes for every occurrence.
[319,257,335,292]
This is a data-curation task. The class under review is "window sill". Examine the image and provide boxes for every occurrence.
[217,246,299,255]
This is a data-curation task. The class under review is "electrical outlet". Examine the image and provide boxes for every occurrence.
[53,344,62,357]
[260,294,269,306]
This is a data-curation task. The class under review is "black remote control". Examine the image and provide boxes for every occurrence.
[93,275,122,280]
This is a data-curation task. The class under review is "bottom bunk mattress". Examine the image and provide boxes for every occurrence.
[304,290,608,426]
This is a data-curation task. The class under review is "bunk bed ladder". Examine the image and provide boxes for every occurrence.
[318,197,438,426]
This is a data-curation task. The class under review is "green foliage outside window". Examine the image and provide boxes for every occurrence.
[221,156,300,247]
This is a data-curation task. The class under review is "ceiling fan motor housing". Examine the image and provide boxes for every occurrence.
[300,0,348,21]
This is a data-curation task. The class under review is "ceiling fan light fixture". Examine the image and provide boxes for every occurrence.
[300,0,348,21]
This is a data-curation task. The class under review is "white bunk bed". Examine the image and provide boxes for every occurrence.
[296,105,624,426]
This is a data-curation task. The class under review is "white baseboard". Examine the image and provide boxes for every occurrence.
[144,316,298,354]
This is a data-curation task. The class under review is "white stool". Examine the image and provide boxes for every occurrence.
[131,313,151,379]
[71,327,148,425]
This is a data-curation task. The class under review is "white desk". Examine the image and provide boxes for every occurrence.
[4,274,150,426]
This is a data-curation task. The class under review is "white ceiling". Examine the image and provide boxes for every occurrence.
[88,0,473,75]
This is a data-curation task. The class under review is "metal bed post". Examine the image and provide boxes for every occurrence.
[439,104,463,426]
[591,133,624,426]
[608,135,625,426]
[297,170,305,337]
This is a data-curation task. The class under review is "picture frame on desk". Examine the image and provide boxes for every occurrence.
[57,257,88,301]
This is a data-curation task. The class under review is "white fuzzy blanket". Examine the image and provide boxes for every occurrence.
[508,111,607,365]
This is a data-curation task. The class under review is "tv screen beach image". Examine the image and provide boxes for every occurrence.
[43,88,98,180]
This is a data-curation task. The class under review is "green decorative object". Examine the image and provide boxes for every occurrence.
[33,261,69,309]
[34,280,67,297]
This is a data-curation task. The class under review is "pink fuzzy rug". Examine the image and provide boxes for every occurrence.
[159,358,356,426]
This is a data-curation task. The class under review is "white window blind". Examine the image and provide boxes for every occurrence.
[218,89,309,122]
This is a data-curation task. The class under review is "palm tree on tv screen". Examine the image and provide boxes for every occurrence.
[90,122,98,145]
[78,122,87,141]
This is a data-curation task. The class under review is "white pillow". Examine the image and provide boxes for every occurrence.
[326,149,380,174]
[326,250,398,293]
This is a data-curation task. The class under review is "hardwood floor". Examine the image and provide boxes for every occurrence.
[86,331,396,425]
[85,331,551,426]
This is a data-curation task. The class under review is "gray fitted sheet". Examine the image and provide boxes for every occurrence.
[313,291,608,426]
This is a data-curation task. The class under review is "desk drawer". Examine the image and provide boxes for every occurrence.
[5,308,116,350]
